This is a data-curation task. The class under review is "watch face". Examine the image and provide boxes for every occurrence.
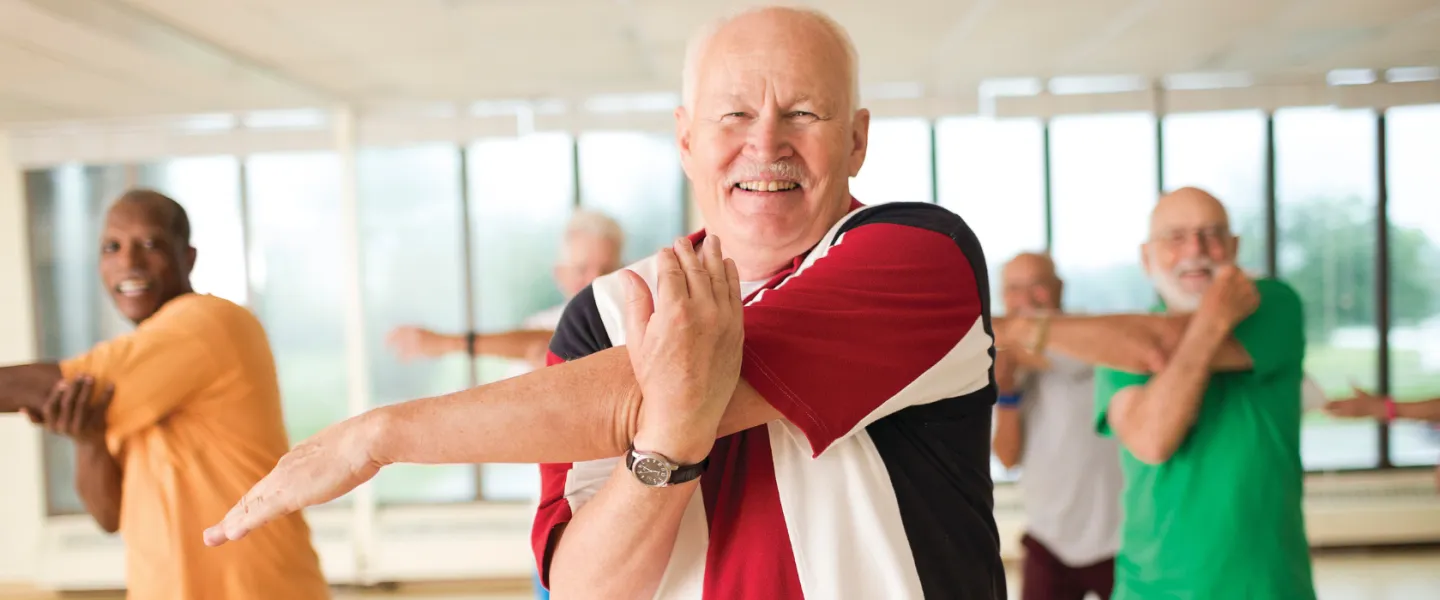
[633,457,671,487]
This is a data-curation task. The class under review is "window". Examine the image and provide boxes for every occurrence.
[578,132,684,264]
[356,145,476,504]
[935,117,1046,484]
[1275,107,1380,470]
[935,117,1047,315]
[469,133,576,501]
[244,154,351,451]
[136,157,248,305]
[1386,105,1440,467]
[1050,113,1158,314]
[26,165,132,515]
[851,118,934,205]
[1162,111,1268,275]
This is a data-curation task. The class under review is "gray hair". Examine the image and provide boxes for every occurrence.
[564,209,625,249]
[680,6,861,114]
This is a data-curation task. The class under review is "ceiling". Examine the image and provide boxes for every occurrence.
[1,0,1438,125]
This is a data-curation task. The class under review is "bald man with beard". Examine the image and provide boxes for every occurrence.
[994,187,1315,599]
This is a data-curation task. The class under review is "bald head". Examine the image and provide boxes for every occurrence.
[113,188,191,246]
[1149,187,1230,238]
[1001,252,1063,314]
[1143,187,1238,311]
[682,7,860,114]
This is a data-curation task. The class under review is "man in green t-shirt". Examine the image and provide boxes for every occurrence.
[994,187,1315,599]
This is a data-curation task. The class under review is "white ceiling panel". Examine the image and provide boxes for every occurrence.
[0,0,1435,125]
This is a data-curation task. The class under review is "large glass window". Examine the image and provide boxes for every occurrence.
[469,133,576,501]
[356,145,476,504]
[935,117,1046,484]
[578,132,683,263]
[26,165,132,515]
[1385,104,1440,467]
[935,117,1047,314]
[851,118,934,205]
[1050,113,1158,314]
[244,153,351,450]
[1275,107,1380,470]
[1162,111,1268,274]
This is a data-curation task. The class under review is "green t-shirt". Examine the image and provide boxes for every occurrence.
[1094,278,1316,600]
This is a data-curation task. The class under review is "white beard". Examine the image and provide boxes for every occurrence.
[1148,268,1204,312]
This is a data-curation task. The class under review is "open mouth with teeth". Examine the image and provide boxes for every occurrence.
[116,279,153,297]
[735,180,801,193]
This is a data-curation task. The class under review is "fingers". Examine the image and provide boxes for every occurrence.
[66,377,93,436]
[621,269,654,349]
[673,238,709,303]
[204,484,285,547]
[725,258,741,310]
[702,236,729,304]
[41,384,62,434]
[655,247,687,308]
[92,384,116,429]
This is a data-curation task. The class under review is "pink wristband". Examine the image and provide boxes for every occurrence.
[1384,397,1397,422]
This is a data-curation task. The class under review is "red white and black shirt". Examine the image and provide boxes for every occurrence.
[533,201,1005,599]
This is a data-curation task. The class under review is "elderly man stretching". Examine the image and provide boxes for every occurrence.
[206,6,1005,600]
[995,187,1315,599]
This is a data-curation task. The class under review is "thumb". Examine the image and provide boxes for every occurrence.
[621,270,653,348]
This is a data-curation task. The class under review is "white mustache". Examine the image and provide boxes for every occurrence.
[1171,258,1216,277]
[725,162,808,186]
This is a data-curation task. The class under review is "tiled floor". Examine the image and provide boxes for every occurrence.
[3,549,1437,599]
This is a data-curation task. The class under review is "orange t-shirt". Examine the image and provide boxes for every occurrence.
[61,294,329,600]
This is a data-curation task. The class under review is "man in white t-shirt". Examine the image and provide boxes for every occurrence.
[384,209,623,600]
[992,252,1123,600]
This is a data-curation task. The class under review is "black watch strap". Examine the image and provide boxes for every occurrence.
[627,449,710,485]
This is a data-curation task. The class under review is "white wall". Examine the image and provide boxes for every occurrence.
[0,132,46,584]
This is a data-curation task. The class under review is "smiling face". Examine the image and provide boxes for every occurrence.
[676,8,868,278]
[98,193,196,324]
[1141,187,1238,311]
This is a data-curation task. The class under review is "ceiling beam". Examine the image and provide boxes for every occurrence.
[16,0,340,104]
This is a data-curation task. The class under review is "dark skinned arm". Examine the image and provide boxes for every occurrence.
[25,376,122,533]
[0,363,63,413]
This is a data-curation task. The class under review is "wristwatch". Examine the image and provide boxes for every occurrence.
[626,447,709,488]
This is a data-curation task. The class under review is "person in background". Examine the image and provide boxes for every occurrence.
[385,208,623,600]
[0,190,328,600]
[385,209,625,369]
[993,187,1316,599]
[1325,388,1440,490]
[992,252,1122,600]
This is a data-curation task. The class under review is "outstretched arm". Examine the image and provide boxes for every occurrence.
[995,312,1252,374]
[1326,389,1440,423]
[386,326,552,363]
[0,363,63,414]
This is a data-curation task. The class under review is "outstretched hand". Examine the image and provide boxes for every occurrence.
[203,413,385,547]
[1323,386,1388,420]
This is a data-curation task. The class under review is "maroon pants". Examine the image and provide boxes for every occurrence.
[1021,534,1115,600]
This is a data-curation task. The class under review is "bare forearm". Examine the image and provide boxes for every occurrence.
[473,330,553,360]
[0,363,62,413]
[372,349,640,466]
[1114,317,1232,463]
[992,408,1023,468]
[74,441,122,533]
[998,315,1250,373]
[1397,399,1440,422]
[548,462,695,598]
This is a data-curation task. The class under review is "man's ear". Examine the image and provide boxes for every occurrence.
[847,108,870,178]
[675,107,693,175]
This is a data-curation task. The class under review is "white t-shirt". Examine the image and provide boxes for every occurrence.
[1015,351,1125,567]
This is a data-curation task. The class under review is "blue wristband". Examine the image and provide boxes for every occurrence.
[996,393,1022,408]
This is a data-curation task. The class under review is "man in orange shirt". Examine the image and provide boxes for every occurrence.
[0,189,328,600]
